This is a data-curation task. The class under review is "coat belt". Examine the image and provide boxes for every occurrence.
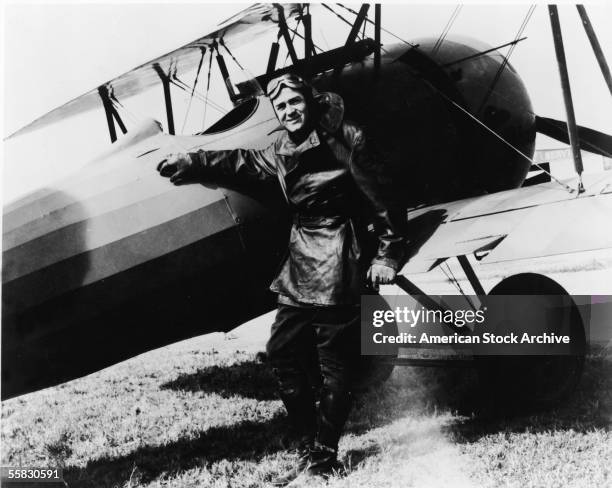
[293,214,348,228]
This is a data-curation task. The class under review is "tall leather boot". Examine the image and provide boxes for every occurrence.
[279,386,317,448]
[270,381,317,487]
[310,388,353,474]
[285,389,352,487]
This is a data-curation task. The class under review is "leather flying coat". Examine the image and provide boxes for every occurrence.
[188,93,407,305]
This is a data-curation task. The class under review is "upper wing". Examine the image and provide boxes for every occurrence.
[401,171,612,274]
[7,3,302,139]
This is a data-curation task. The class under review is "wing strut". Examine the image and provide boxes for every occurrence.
[267,37,281,74]
[332,4,370,76]
[203,42,216,128]
[374,4,381,73]
[457,255,486,296]
[576,5,612,97]
[214,45,239,104]
[181,47,207,133]
[394,275,469,336]
[548,5,584,192]
[275,4,299,65]
[303,5,314,59]
[98,85,127,143]
[344,4,370,47]
[153,64,175,135]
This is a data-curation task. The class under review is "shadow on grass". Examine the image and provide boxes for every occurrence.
[161,360,278,401]
[63,353,610,485]
[444,352,612,444]
[63,414,287,487]
[118,360,482,482]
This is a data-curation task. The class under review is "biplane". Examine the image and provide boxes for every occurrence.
[3,3,612,403]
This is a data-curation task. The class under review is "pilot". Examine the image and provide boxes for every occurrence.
[157,73,406,485]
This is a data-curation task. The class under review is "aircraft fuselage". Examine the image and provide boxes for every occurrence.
[2,37,536,398]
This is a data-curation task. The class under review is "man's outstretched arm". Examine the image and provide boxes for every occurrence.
[157,145,277,185]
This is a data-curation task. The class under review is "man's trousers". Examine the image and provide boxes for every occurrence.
[266,304,361,451]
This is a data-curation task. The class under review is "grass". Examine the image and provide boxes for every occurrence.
[2,325,610,488]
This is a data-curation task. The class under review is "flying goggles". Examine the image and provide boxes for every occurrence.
[266,73,314,100]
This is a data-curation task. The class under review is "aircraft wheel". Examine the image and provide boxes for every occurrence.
[476,273,586,412]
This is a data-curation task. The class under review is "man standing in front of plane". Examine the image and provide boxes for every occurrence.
[157,73,406,485]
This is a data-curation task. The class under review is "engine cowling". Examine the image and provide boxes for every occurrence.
[317,36,536,206]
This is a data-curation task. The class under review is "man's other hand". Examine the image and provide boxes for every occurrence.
[156,152,196,185]
[367,264,396,289]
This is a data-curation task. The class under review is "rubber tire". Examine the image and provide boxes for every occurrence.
[477,273,586,412]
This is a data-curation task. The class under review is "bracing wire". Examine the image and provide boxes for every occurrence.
[181,47,207,134]
[433,83,576,193]
[220,39,245,71]
[108,92,139,126]
[516,5,537,40]
[171,77,227,114]
[477,5,536,114]
[322,3,392,54]
[441,37,527,67]
[110,100,138,127]
[504,5,536,71]
[190,48,207,98]
[449,65,611,159]
[336,3,416,48]
[442,262,477,309]
[202,42,216,130]
[286,25,323,54]
[441,262,464,295]
[321,3,356,30]
[432,5,463,57]
[283,14,303,66]
[318,27,331,50]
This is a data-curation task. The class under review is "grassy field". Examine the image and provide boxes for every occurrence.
[2,317,610,488]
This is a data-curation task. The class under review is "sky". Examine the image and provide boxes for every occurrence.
[2,2,612,201]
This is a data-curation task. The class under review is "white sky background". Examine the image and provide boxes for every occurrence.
[2,2,612,202]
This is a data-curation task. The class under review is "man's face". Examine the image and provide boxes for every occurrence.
[272,87,309,133]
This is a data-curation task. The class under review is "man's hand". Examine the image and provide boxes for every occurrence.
[367,264,396,290]
[156,152,197,185]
